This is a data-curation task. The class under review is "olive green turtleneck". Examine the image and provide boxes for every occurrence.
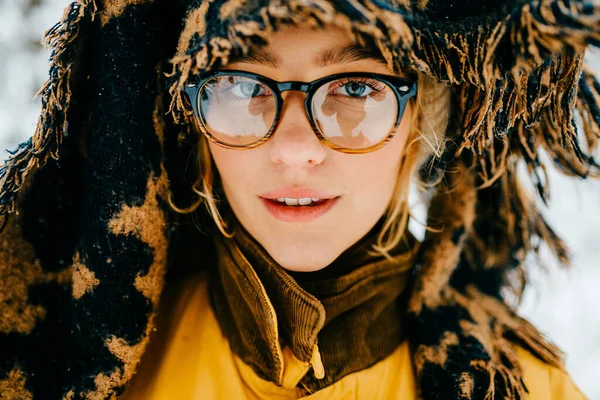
[207,211,418,395]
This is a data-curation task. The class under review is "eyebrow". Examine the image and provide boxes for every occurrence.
[227,44,388,68]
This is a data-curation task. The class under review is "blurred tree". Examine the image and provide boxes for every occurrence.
[0,0,64,150]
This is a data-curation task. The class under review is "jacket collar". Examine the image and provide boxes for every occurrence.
[208,210,419,394]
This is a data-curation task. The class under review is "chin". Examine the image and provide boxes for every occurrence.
[269,246,337,273]
[280,264,329,273]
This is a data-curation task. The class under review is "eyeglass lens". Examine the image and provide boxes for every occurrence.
[198,74,399,150]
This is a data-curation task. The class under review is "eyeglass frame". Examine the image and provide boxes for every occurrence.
[183,69,418,154]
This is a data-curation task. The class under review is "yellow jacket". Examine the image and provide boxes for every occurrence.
[121,273,588,400]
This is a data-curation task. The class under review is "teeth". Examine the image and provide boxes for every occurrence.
[274,197,323,206]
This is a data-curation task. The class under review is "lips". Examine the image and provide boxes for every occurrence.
[260,187,338,200]
[259,186,342,222]
[260,196,341,223]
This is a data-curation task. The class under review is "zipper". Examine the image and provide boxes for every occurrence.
[310,343,325,379]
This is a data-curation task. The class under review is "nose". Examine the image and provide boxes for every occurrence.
[268,91,327,169]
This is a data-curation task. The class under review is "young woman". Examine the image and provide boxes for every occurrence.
[0,0,598,399]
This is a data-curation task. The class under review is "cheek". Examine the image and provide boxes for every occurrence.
[350,149,402,214]
[352,105,412,204]
[208,143,257,204]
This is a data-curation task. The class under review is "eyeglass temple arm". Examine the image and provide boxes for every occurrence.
[183,84,201,119]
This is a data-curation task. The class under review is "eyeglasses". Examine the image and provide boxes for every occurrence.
[183,69,417,154]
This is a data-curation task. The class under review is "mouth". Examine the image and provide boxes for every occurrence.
[259,197,341,223]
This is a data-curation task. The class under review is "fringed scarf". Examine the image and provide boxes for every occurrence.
[0,0,598,399]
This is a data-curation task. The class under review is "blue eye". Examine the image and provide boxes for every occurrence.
[232,81,267,98]
[338,81,372,97]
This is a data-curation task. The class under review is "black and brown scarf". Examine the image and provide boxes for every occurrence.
[0,0,599,399]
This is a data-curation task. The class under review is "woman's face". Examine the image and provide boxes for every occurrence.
[208,24,413,272]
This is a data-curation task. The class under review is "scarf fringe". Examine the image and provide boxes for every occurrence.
[575,68,600,166]
[410,158,567,399]
[411,269,566,400]
[534,62,600,179]
[0,0,97,221]
[460,285,564,400]
[409,161,477,313]
[456,53,600,187]
[410,0,600,88]
[470,156,571,273]
[394,0,600,195]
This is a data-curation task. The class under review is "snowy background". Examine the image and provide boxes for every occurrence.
[0,0,598,397]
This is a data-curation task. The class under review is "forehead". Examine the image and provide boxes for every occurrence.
[226,25,389,69]
[227,44,388,69]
